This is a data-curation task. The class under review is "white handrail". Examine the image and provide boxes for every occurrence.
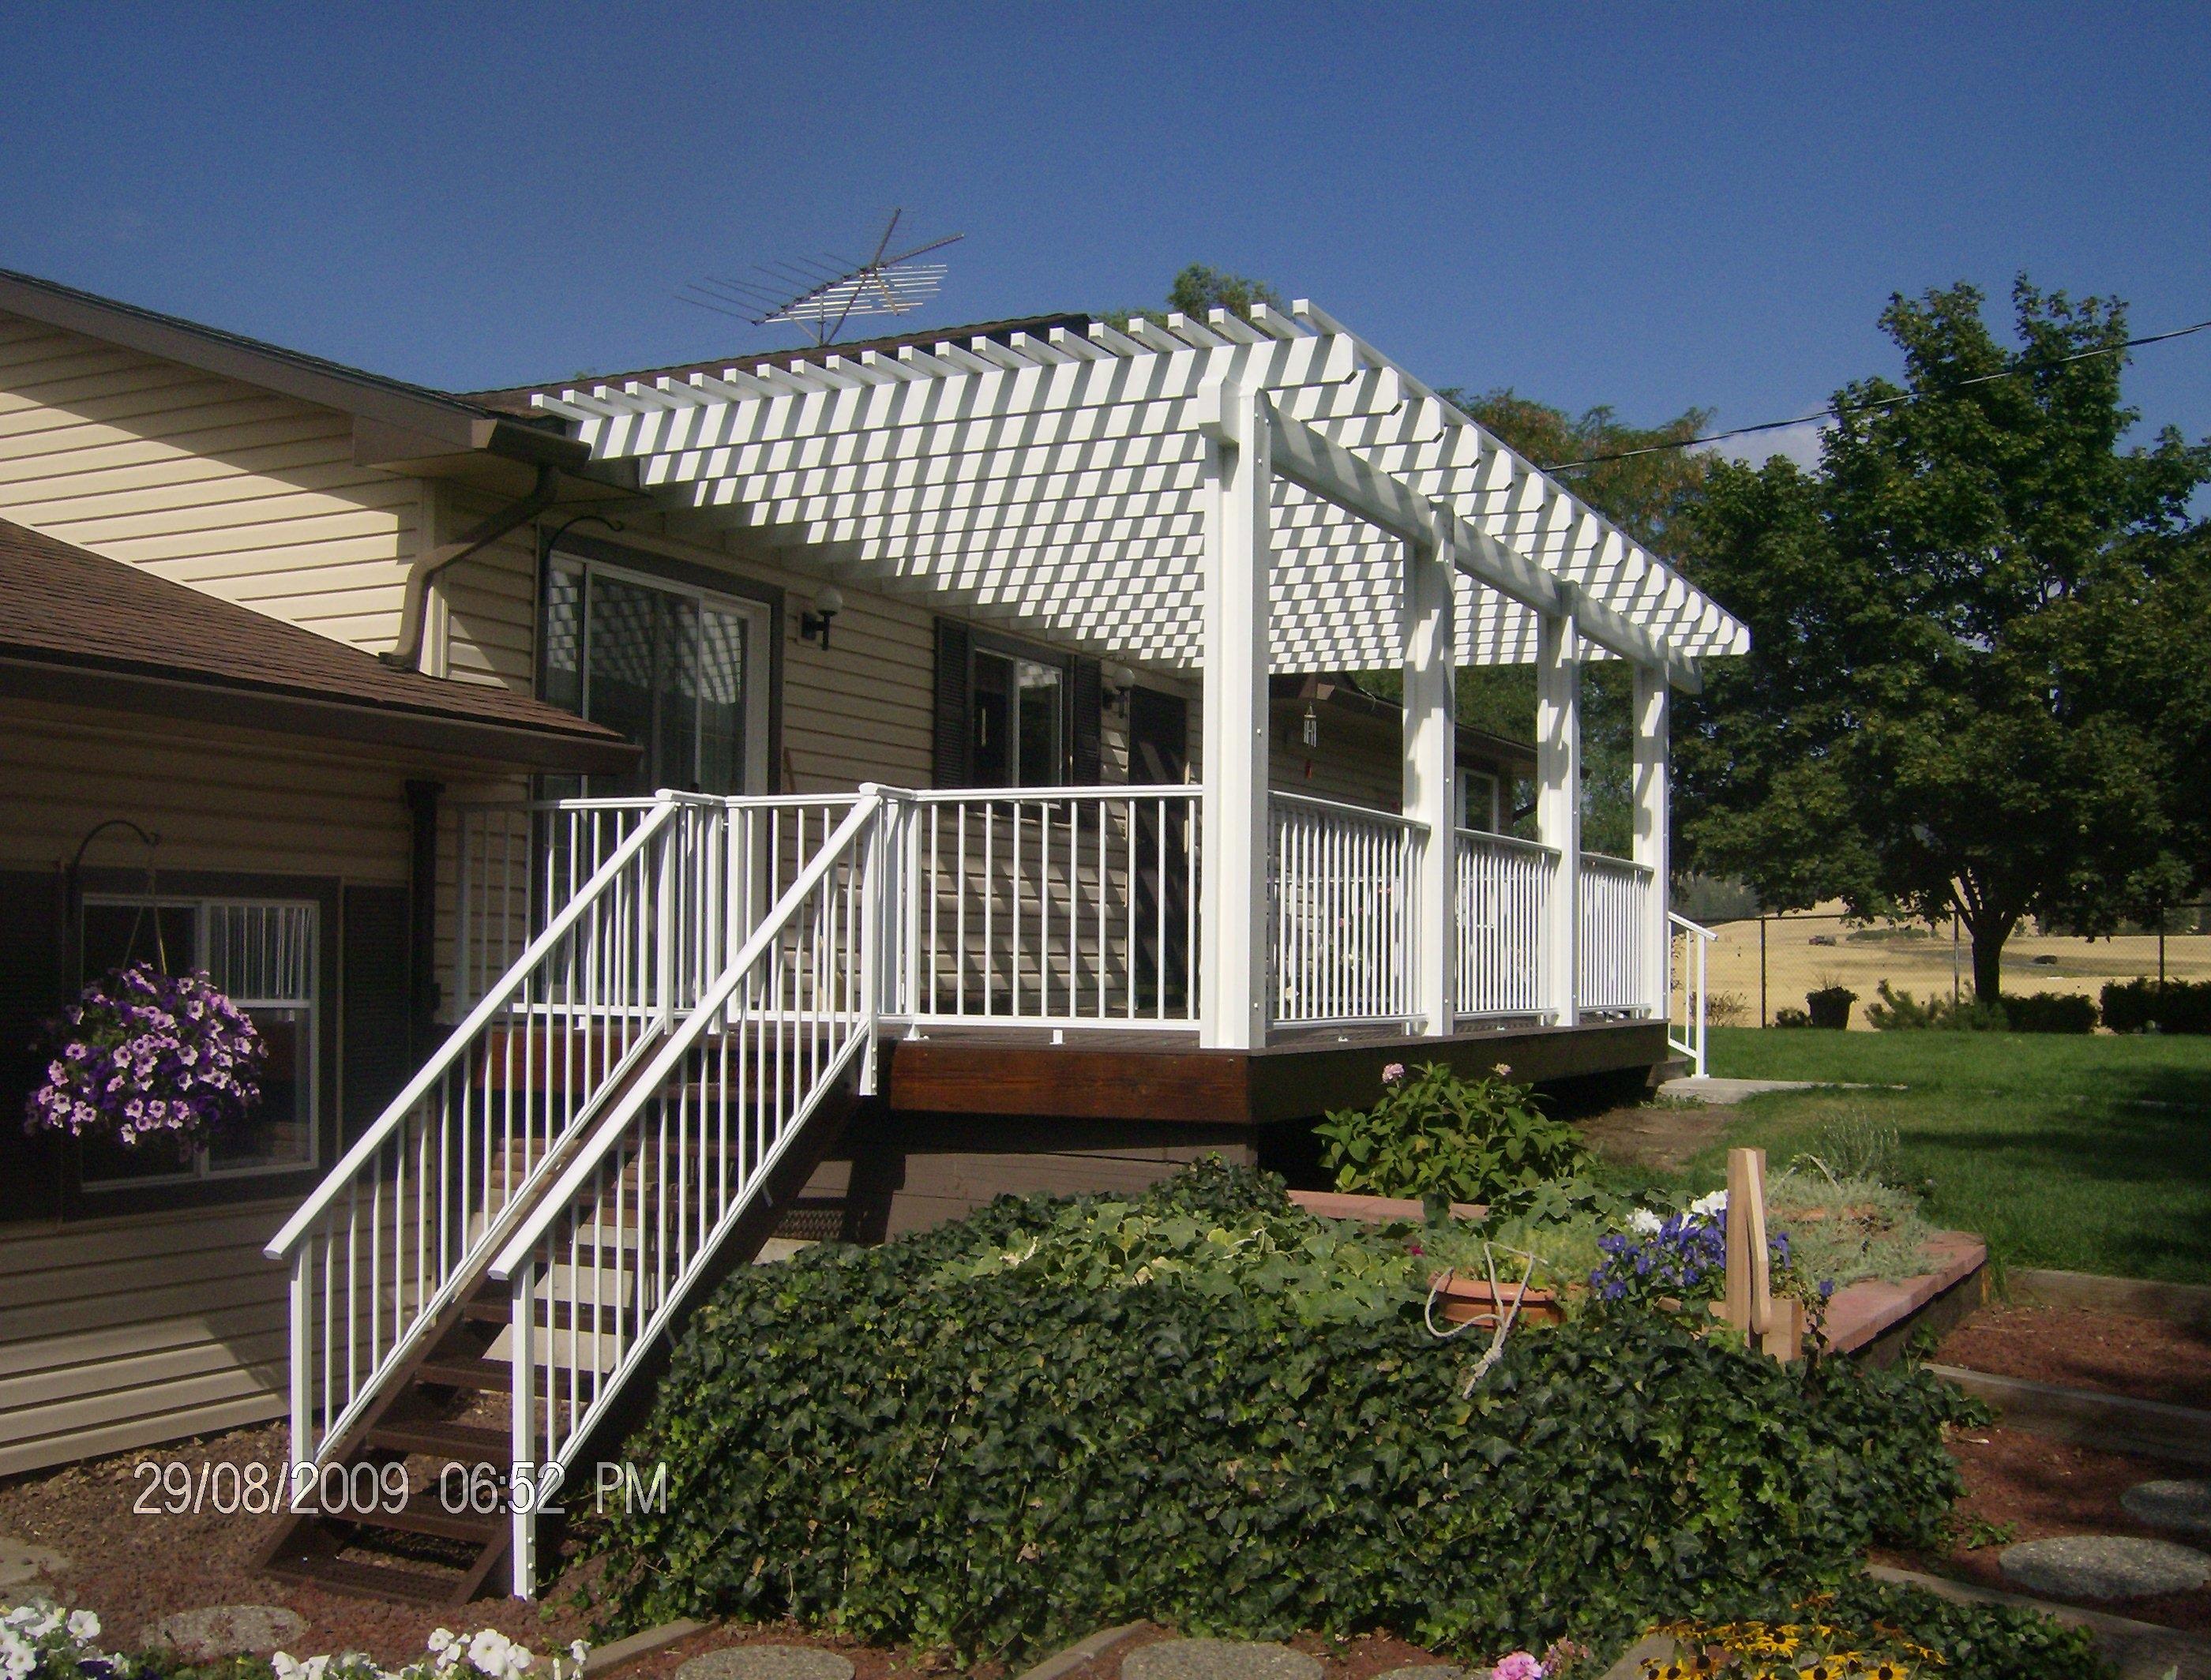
[265,797,685,1261]
[494,790,887,1596]
[1270,793,1425,1027]
[486,789,887,1285]
[1577,850,1654,1014]
[1669,909,1718,1078]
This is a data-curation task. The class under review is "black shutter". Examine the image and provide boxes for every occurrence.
[1071,656,1103,785]
[933,619,972,788]
[0,870,63,1221]
[342,885,413,1142]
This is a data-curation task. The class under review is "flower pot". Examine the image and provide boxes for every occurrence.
[1806,987,1857,1029]
[1428,1270,1564,1328]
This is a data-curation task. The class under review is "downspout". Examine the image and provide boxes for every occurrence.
[380,463,560,670]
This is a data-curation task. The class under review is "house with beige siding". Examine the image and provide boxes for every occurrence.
[0,266,1744,1603]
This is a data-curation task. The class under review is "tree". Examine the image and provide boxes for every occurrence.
[1432,391,1721,849]
[1674,279,2211,999]
[1166,264,1286,322]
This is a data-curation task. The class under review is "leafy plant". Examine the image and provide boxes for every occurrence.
[2101,976,2211,1034]
[1704,990,1751,1027]
[1866,981,2005,1032]
[1772,1006,1813,1029]
[585,1161,1985,1667]
[1313,1062,1590,1205]
[1999,992,2098,1034]
[1805,984,1859,1029]
[0,1605,580,1680]
[1793,1112,1902,1185]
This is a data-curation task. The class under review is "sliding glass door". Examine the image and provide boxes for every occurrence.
[544,554,767,797]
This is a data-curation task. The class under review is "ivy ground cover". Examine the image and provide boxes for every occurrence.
[582,1164,1990,1670]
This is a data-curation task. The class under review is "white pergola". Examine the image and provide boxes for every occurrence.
[531,301,1748,1048]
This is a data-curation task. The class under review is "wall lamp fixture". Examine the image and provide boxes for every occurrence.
[799,586,844,650]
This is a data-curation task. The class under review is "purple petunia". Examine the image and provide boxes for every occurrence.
[23,964,265,1149]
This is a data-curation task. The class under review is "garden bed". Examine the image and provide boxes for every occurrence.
[1891,1423,2211,1637]
[1938,1303,2211,1409]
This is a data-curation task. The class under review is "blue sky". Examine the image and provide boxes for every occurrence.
[4,4,2206,466]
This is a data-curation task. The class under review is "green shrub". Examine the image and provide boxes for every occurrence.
[1313,1061,1589,1205]
[1865,981,2004,1031]
[1999,991,2098,1033]
[584,1163,1983,1667]
[2102,976,2211,1034]
[1792,1111,1901,1184]
[1771,1006,1813,1029]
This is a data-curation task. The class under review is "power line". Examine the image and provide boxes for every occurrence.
[1541,315,2211,473]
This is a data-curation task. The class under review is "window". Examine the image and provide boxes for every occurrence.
[972,650,1065,787]
[1459,769,1503,833]
[76,897,319,1186]
[543,552,769,797]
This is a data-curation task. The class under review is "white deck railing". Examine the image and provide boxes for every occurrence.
[489,792,884,1596]
[1669,910,1717,1076]
[265,796,716,1468]
[1455,828,1556,1020]
[445,795,858,1017]
[1577,851,1656,1014]
[886,787,1201,1029]
[1269,792,1425,1028]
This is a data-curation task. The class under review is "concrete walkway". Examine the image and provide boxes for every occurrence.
[1658,1076,1829,1104]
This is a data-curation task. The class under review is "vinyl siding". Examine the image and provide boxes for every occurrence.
[0,309,416,654]
[0,697,513,883]
[0,1199,293,1476]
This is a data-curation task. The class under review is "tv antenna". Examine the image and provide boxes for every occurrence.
[679,210,964,347]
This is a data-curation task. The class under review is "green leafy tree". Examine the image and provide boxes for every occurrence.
[1165,262,1286,322]
[1675,278,2211,999]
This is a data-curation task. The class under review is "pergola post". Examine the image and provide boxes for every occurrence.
[1402,531,1456,1035]
[1199,384,1271,1050]
[1631,666,1671,1018]
[1537,599,1582,1026]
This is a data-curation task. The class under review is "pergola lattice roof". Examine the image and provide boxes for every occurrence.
[530,301,1747,684]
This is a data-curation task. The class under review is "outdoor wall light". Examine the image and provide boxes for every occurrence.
[799,585,844,650]
[1103,662,1136,711]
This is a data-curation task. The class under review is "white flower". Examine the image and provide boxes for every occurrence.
[430,1631,461,1659]
[1627,1208,1664,1236]
[66,1611,101,1644]
[1,1629,37,1680]
[468,1629,531,1679]
[1689,1189,1729,1220]
[569,1644,590,1669]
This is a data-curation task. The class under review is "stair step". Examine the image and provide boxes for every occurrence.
[364,1416,512,1462]
[459,1293,631,1333]
[340,1498,507,1547]
[416,1354,603,1397]
[265,1549,465,1606]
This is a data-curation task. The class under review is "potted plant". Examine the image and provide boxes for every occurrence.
[23,962,265,1164]
[1805,981,1858,1029]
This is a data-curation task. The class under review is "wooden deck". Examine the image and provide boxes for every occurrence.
[786,1018,1672,1241]
[879,1018,1670,1124]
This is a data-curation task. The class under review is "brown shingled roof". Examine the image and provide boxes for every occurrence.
[0,518,636,774]
[464,313,1094,414]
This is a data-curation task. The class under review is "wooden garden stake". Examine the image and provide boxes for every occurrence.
[1720,1146,1801,1360]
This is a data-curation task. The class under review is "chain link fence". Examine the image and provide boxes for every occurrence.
[1687,905,2211,1029]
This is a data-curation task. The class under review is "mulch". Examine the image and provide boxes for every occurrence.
[1876,1422,2211,1636]
[1937,1303,2211,1410]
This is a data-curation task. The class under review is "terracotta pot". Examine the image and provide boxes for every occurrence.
[1428,1269,1564,1328]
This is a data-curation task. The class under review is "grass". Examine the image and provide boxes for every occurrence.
[1656,1028,2211,1284]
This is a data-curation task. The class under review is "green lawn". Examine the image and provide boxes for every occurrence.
[1659,1028,2211,1284]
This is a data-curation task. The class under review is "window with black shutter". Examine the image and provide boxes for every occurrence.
[933,620,1102,790]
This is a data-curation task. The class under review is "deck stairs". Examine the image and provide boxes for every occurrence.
[261,791,886,1603]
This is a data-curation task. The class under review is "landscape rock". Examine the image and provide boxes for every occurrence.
[674,1647,856,1680]
[2121,1479,2211,1543]
[1998,1534,2211,1599]
[1372,1667,1466,1680]
[0,1540,68,1589]
[1124,1640,1324,1680]
[142,1605,310,1659]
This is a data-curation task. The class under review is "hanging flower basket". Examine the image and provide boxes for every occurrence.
[23,962,265,1151]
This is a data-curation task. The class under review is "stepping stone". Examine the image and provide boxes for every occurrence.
[1999,1535,2211,1600]
[674,1648,855,1680]
[1123,1640,1324,1680]
[1372,1668,1465,1680]
[2123,1479,2211,1543]
[0,1540,69,1589]
[142,1606,309,1660]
